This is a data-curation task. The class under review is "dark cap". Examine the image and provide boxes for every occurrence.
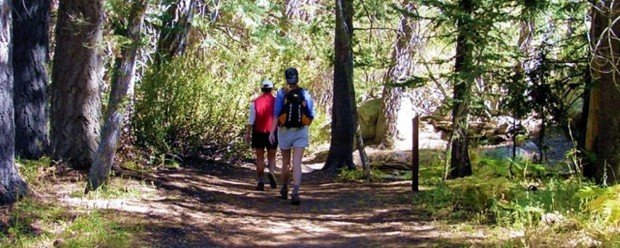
[285,67,299,84]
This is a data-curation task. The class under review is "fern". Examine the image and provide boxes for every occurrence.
[578,185,620,227]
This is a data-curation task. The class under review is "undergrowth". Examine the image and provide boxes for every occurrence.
[336,168,387,182]
[1,198,139,248]
[412,153,620,247]
[0,158,144,248]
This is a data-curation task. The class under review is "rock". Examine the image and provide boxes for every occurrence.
[541,212,567,226]
[54,239,65,247]
[352,149,411,170]
[569,232,602,248]
[358,98,382,142]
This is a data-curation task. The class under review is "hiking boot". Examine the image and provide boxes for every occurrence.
[291,192,300,205]
[255,182,265,191]
[280,184,288,199]
[267,173,277,189]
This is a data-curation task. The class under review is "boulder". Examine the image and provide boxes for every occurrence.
[358,98,382,142]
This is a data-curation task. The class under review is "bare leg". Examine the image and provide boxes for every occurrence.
[290,147,304,205]
[255,148,265,182]
[291,147,304,186]
[267,148,277,174]
[280,149,291,185]
[267,148,278,188]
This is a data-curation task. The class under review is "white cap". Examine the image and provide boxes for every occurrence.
[261,79,274,89]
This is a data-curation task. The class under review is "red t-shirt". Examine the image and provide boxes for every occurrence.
[253,94,275,133]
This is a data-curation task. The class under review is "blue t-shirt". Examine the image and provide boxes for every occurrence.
[273,88,315,119]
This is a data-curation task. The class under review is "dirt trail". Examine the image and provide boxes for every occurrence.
[55,160,490,248]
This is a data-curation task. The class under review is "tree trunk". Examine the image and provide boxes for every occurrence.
[0,0,28,205]
[155,0,196,65]
[324,0,356,172]
[446,0,474,180]
[375,2,419,148]
[12,0,51,159]
[50,0,104,170]
[87,0,147,192]
[580,63,595,179]
[586,1,620,184]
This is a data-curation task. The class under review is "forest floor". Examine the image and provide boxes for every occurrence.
[25,156,515,248]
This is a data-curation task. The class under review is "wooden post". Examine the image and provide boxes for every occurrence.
[412,115,420,192]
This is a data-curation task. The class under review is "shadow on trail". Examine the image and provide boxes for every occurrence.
[118,160,486,248]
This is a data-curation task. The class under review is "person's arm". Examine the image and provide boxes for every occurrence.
[245,102,255,143]
[269,89,284,144]
[302,90,315,119]
[273,88,284,119]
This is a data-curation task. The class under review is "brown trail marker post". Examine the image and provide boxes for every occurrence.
[412,115,420,192]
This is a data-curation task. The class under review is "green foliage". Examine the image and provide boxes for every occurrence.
[307,109,331,150]
[134,0,341,155]
[0,199,137,248]
[3,158,146,247]
[15,157,51,186]
[134,53,254,154]
[492,178,585,228]
[477,156,548,179]
[60,212,135,248]
[413,154,620,245]
[577,185,620,227]
[336,168,386,182]
[71,178,152,200]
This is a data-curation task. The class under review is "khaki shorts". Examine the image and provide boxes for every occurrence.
[277,126,309,149]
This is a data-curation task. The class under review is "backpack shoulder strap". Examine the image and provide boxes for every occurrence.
[287,87,304,95]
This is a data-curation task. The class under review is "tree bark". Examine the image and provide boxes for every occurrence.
[580,63,595,179]
[50,0,104,170]
[585,1,620,184]
[324,0,356,172]
[12,0,51,159]
[446,0,474,180]
[155,0,196,65]
[0,0,28,205]
[87,0,147,192]
[375,2,419,148]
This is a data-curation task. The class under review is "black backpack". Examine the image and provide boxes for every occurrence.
[278,88,313,128]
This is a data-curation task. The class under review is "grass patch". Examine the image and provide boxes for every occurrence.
[0,198,140,248]
[69,177,154,200]
[1,157,147,248]
[413,153,620,247]
[336,168,387,182]
[15,157,52,188]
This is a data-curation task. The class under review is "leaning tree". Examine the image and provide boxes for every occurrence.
[375,2,421,149]
[88,0,148,192]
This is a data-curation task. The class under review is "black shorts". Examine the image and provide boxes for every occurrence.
[252,130,278,149]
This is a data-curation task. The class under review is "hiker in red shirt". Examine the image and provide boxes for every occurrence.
[245,80,278,191]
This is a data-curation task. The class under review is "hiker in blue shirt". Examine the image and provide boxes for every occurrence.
[269,67,314,205]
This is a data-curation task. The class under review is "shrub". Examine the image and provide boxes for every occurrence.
[577,184,620,227]
[134,54,255,154]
